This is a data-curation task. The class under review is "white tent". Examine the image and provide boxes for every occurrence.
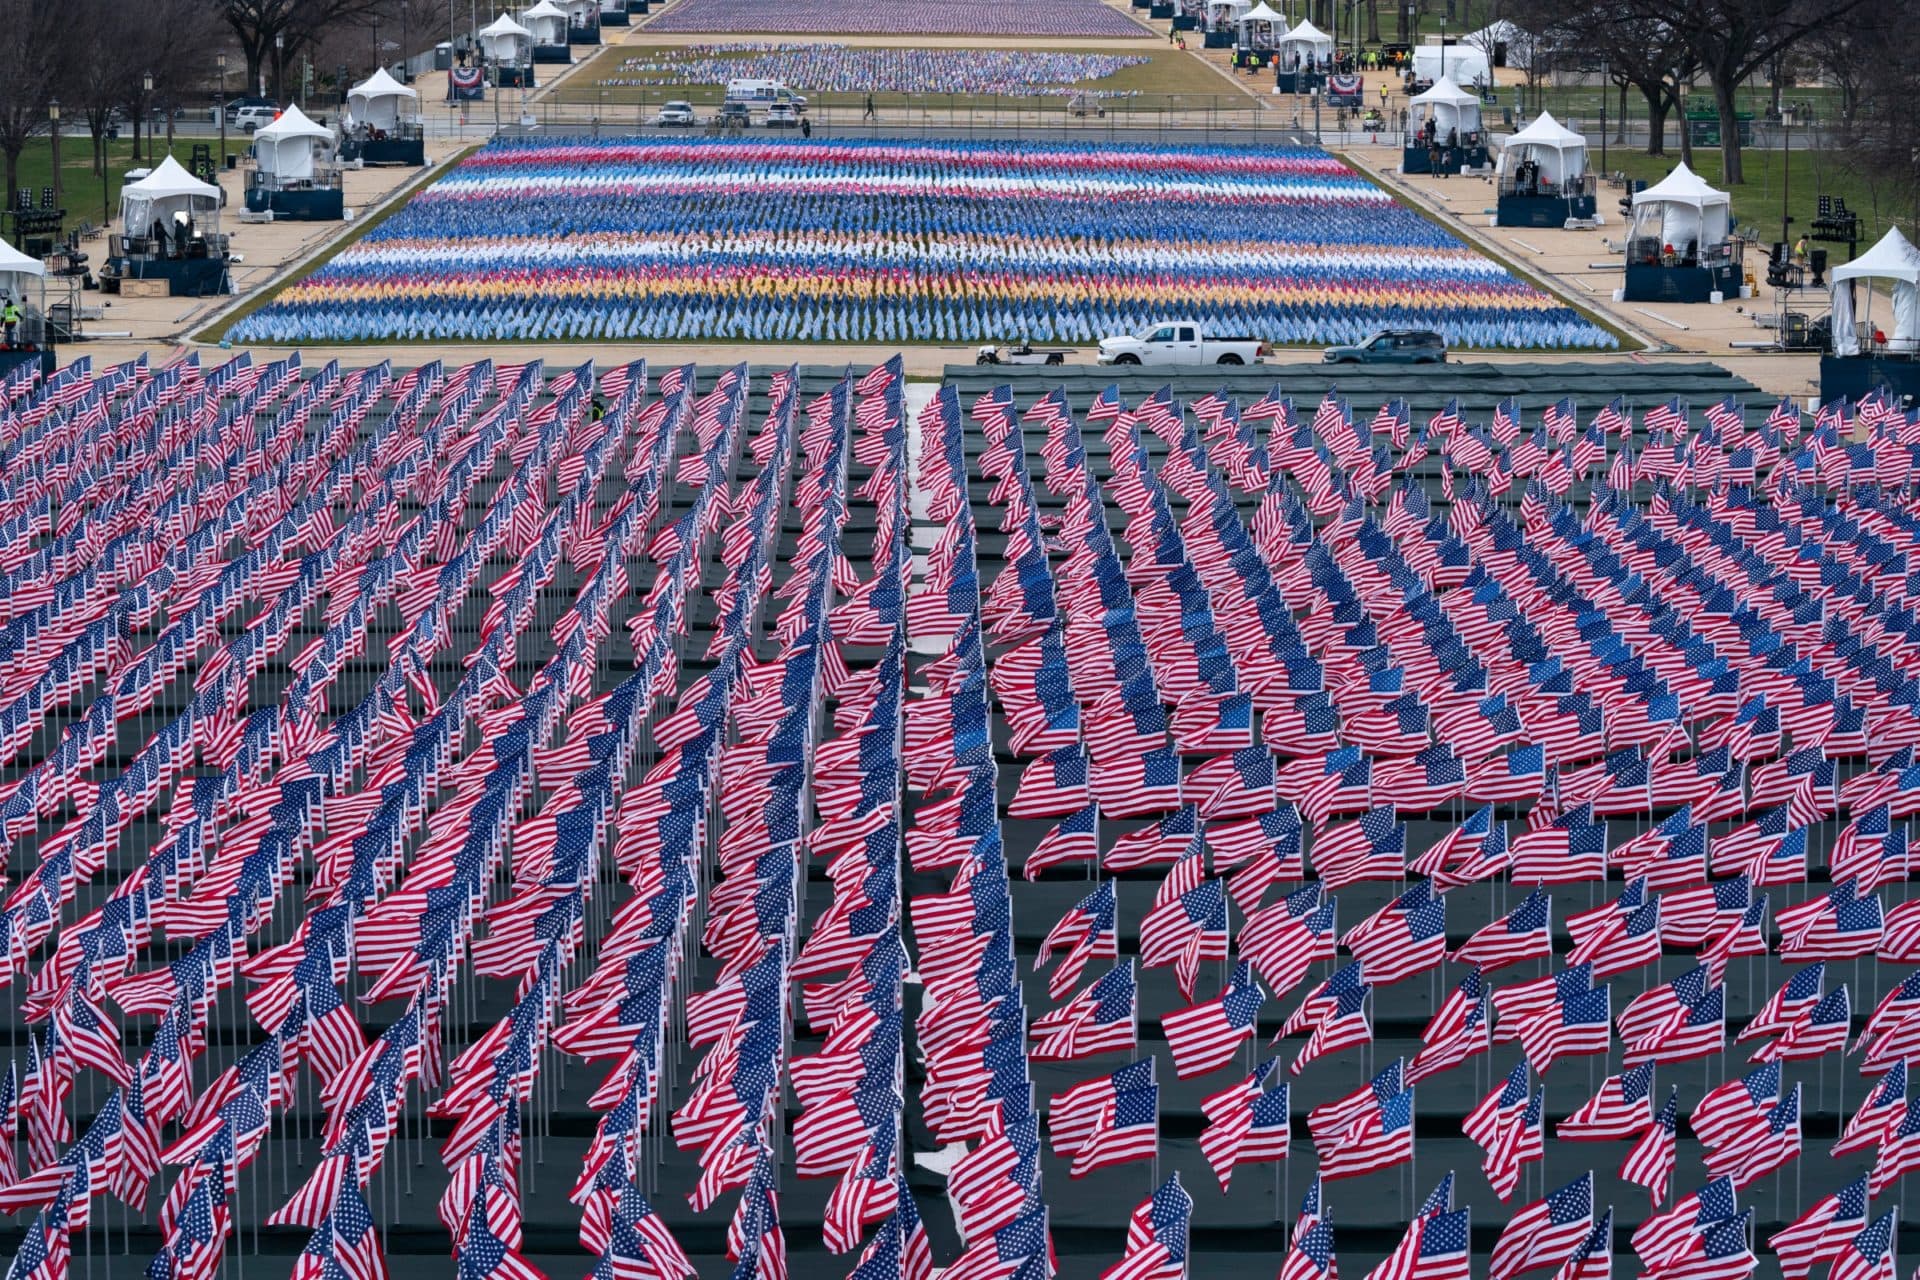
[520,0,569,43]
[479,14,533,61]
[1629,162,1730,258]
[1277,19,1335,68]
[562,0,598,22]
[1500,111,1586,186]
[348,68,419,131]
[251,104,332,181]
[1237,1,1286,42]
[1205,0,1250,25]
[1831,227,1920,356]
[1408,76,1483,141]
[1412,44,1490,88]
[119,155,222,240]
[0,237,44,308]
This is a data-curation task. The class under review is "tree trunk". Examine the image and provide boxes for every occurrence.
[1640,86,1667,156]
[130,109,141,162]
[1367,0,1379,44]
[1616,79,1627,144]
[1712,73,1742,183]
[3,149,18,245]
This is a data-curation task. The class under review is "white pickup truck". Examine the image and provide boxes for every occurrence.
[1095,321,1270,366]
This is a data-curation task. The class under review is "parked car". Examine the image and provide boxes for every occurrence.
[765,102,799,127]
[652,101,696,126]
[233,104,279,133]
[1096,321,1269,366]
[709,102,751,130]
[224,96,275,124]
[1321,329,1448,364]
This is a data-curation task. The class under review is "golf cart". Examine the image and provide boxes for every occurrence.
[976,342,1074,365]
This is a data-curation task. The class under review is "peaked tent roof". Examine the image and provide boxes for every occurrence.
[1284,18,1333,42]
[253,103,333,144]
[1506,111,1584,149]
[522,0,570,19]
[121,154,220,201]
[0,238,44,278]
[1833,227,1920,286]
[349,67,418,101]
[1239,2,1286,22]
[1410,75,1479,107]
[480,13,533,36]
[1632,162,1730,209]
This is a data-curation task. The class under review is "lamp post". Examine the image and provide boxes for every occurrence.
[1779,106,1790,252]
[274,32,284,101]
[216,52,228,171]
[47,100,60,221]
[138,69,153,162]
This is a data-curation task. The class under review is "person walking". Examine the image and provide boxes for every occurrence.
[2,298,20,348]
[863,94,876,121]
[801,115,812,138]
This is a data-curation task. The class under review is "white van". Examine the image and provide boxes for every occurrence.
[724,78,785,107]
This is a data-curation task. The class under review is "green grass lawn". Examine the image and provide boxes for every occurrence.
[550,41,1245,110]
[1600,146,1908,258]
[0,135,230,245]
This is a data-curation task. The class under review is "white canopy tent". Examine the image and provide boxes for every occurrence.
[1277,19,1335,68]
[479,13,534,61]
[561,0,598,24]
[251,104,332,181]
[1628,162,1730,258]
[119,155,222,241]
[1412,44,1490,88]
[1831,227,1920,356]
[1236,1,1286,44]
[520,0,570,43]
[0,238,45,308]
[1500,111,1586,186]
[347,68,419,131]
[1408,77,1483,141]
[1205,0,1250,26]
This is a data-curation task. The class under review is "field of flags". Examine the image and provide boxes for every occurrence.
[1,344,1920,1280]
[223,137,1617,351]
[591,46,1151,99]
[640,0,1151,38]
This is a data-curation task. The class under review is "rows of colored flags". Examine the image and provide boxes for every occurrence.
[224,136,1616,350]
[0,339,1919,1280]
[593,44,1151,97]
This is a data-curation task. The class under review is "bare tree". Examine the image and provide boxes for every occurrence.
[1513,0,1694,156]
[1633,0,1866,183]
[225,0,389,100]
[61,1,140,188]
[143,0,227,154]
[1832,0,1920,234]
[0,0,62,231]
[1799,3,1887,129]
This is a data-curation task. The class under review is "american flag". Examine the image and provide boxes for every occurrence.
[1490,1174,1592,1280]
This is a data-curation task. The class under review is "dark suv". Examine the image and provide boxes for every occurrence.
[1322,329,1448,364]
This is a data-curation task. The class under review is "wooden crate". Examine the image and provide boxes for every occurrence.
[118,277,170,298]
